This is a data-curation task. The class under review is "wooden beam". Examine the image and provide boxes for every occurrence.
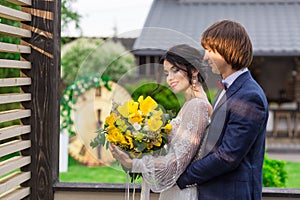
[0,93,31,104]
[22,7,52,20]
[0,42,31,54]
[0,140,31,157]
[0,59,31,69]
[0,109,31,123]
[0,5,31,21]
[0,156,31,177]
[0,171,31,194]
[5,0,31,6]
[0,23,31,38]
[20,0,61,199]
[21,23,53,39]
[21,40,53,58]
[0,125,31,141]
[0,78,31,87]
[0,187,30,200]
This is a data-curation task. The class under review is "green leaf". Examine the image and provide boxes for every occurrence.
[136,142,146,152]
[100,133,106,146]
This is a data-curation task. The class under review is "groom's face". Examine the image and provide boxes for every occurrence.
[204,49,226,75]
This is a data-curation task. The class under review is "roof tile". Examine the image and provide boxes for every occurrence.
[134,0,300,56]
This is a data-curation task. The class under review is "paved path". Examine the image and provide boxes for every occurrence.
[266,137,300,162]
[268,152,300,163]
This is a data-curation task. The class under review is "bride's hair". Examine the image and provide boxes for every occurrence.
[160,44,209,92]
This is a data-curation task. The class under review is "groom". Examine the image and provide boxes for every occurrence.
[177,20,269,199]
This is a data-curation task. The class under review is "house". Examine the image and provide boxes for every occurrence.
[133,0,300,104]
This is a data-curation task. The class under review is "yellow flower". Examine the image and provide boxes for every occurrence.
[130,151,142,158]
[125,131,134,149]
[152,109,163,120]
[146,142,153,149]
[117,100,139,118]
[134,131,144,142]
[120,136,129,147]
[148,118,163,132]
[105,113,117,126]
[138,96,158,115]
[162,123,172,132]
[116,118,128,132]
[106,127,124,143]
[128,111,143,124]
[153,135,162,147]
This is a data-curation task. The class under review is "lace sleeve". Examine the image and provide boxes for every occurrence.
[132,98,209,192]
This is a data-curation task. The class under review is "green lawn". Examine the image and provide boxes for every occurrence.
[60,156,142,183]
[60,156,300,188]
[285,161,300,188]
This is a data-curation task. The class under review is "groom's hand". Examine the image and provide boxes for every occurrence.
[177,168,197,189]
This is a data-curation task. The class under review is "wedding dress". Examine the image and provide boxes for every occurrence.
[132,97,209,200]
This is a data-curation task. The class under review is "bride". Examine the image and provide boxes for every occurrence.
[111,44,212,200]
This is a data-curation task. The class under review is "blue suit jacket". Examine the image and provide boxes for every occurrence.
[177,71,269,200]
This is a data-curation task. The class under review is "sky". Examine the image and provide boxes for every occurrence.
[62,0,154,38]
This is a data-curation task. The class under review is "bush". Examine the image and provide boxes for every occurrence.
[61,38,103,86]
[61,38,135,87]
[125,81,185,116]
[263,154,287,187]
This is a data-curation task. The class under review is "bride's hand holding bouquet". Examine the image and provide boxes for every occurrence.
[90,95,172,177]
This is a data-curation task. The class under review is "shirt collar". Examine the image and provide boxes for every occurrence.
[222,68,248,89]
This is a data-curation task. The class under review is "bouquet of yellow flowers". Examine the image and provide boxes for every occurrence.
[90,95,172,177]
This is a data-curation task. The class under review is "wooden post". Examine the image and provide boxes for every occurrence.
[20,0,61,199]
[294,57,300,103]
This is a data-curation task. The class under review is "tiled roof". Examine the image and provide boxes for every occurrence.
[133,0,300,56]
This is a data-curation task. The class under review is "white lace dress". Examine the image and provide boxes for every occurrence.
[132,98,209,200]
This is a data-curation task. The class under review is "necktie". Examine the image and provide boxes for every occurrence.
[214,80,227,109]
[216,79,227,90]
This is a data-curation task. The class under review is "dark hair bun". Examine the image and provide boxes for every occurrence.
[161,44,207,83]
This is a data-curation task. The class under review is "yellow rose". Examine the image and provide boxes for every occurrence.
[125,132,134,149]
[105,113,117,126]
[106,127,124,143]
[120,136,129,147]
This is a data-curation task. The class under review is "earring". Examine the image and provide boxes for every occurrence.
[192,76,197,88]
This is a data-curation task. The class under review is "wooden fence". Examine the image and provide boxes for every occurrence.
[0,0,60,199]
[0,0,300,199]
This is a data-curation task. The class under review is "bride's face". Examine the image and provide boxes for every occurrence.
[163,60,190,93]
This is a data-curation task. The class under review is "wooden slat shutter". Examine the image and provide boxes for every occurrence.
[0,1,32,199]
[0,0,60,199]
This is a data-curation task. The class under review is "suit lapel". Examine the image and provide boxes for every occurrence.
[213,71,251,111]
[204,71,252,155]
[212,88,223,108]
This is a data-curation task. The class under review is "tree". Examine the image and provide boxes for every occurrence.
[0,0,81,128]
[61,38,135,87]
[61,0,81,34]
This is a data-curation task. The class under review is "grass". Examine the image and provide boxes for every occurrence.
[60,156,300,188]
[60,156,142,183]
[285,161,300,188]
[59,156,126,183]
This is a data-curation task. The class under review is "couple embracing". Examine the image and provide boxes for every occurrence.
[111,19,269,200]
